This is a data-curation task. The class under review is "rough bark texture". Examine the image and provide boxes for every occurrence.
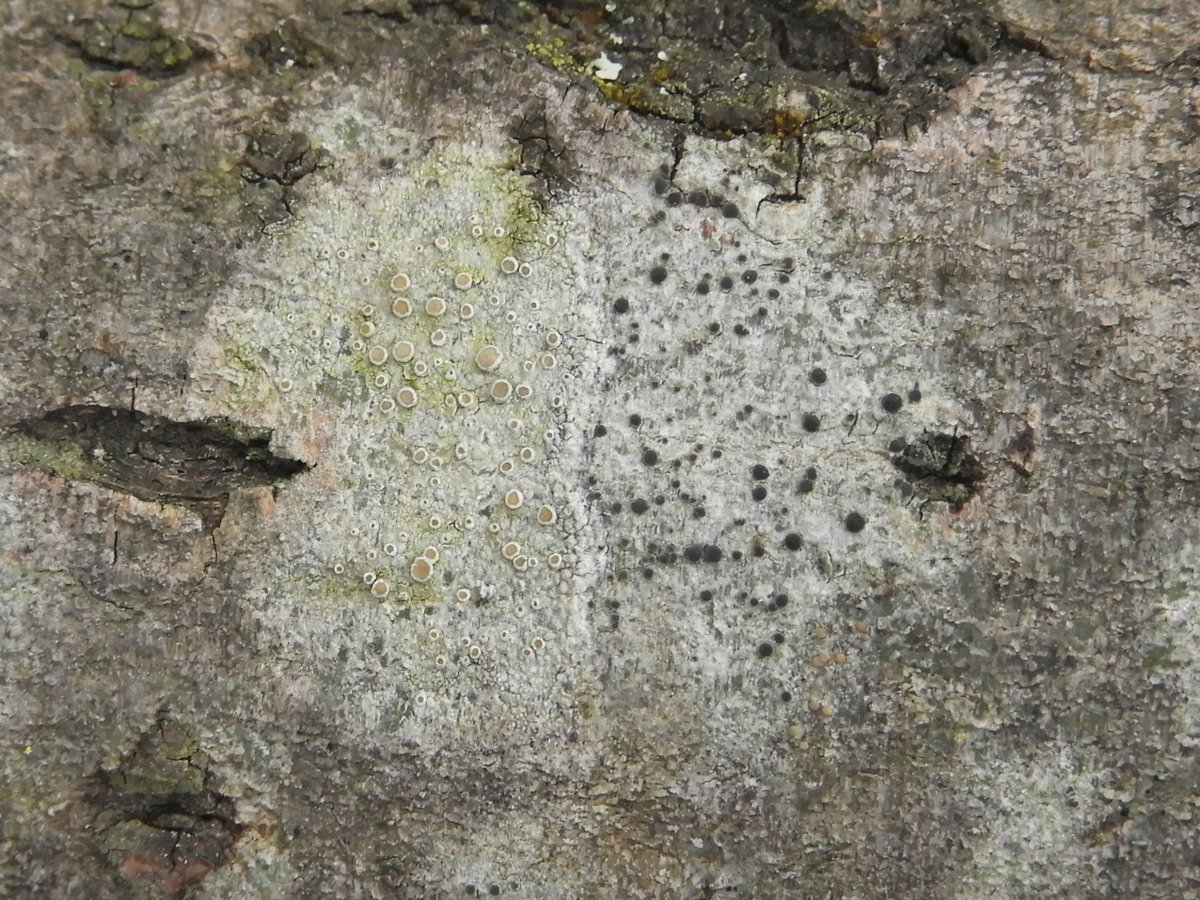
[2,1,1199,897]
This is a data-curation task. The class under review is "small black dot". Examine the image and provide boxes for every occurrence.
[780,690,792,702]
[38,328,49,340]
[733,324,750,336]
[594,424,607,437]
[742,269,758,284]
[767,288,780,300]
[687,189,708,206]
[773,593,789,609]
[631,498,650,515]
[756,642,774,658]
[684,544,703,563]
[489,886,501,896]
[773,632,785,644]
[783,532,803,551]
[700,590,713,603]
[751,485,767,502]
[888,437,907,453]
[797,479,813,494]
[752,544,766,558]
[653,175,670,194]
[802,413,820,433]
[907,387,922,403]
[711,449,723,459]
[708,321,722,334]
[721,201,740,218]
[629,414,642,427]
[613,297,630,314]
[719,275,734,291]
[702,544,722,563]
[693,506,706,519]
[751,464,770,480]
[379,156,397,169]
[654,494,665,505]
[642,567,654,579]
[809,367,827,385]
[649,266,668,284]
[610,501,623,514]
[642,448,659,466]
[844,512,866,533]
[880,393,903,413]
[666,191,683,207]
[697,280,711,295]
[756,306,768,318]
[805,467,818,480]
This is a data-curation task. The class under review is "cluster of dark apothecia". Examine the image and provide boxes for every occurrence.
[581,165,986,709]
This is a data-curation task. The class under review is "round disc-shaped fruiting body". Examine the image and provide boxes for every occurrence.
[392,297,414,318]
[422,545,440,563]
[397,387,418,408]
[475,345,503,372]
[536,505,557,525]
[358,321,377,338]
[410,556,433,583]
[545,330,562,348]
[453,272,473,290]
[425,296,448,317]
[517,262,533,278]
[500,256,519,275]
[370,579,390,598]
[412,447,430,464]
[434,235,450,251]
[490,379,513,403]
[516,383,534,400]
[459,302,475,321]
[519,446,535,463]
[391,273,411,292]
[501,541,521,560]
[367,345,389,366]
[430,328,447,347]
[504,489,524,510]
[392,340,415,362]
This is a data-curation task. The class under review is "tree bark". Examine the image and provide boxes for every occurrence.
[2,1,1198,896]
